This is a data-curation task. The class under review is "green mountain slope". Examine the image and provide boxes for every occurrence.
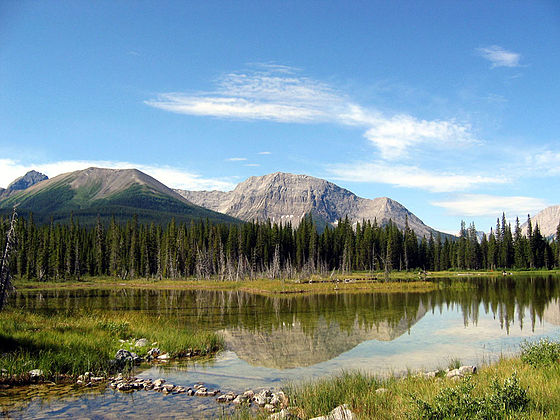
[0,167,240,226]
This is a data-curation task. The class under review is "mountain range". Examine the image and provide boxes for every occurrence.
[1,167,558,239]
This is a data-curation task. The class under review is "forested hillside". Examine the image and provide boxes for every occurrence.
[1,211,558,282]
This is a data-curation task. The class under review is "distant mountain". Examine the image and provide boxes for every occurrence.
[521,205,560,238]
[0,167,239,226]
[1,170,48,198]
[177,172,446,238]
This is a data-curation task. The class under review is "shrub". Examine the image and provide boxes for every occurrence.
[412,373,529,419]
[520,338,560,368]
[487,372,529,414]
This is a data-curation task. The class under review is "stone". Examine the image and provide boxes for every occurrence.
[446,369,462,379]
[268,409,300,420]
[153,378,166,387]
[90,376,104,383]
[135,338,149,347]
[116,382,133,392]
[187,388,195,396]
[28,369,43,379]
[243,390,255,399]
[254,394,269,407]
[459,365,477,375]
[195,389,208,397]
[158,353,170,360]
[147,347,161,357]
[216,394,230,403]
[233,394,249,405]
[270,392,285,407]
[264,404,276,412]
[375,388,388,395]
[115,349,141,364]
[309,404,357,420]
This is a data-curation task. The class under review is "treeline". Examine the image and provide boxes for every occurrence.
[1,212,559,281]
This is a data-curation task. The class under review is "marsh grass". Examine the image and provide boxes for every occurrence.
[0,308,223,382]
[13,275,438,297]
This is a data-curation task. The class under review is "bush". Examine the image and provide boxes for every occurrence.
[412,373,529,419]
[487,372,529,414]
[520,338,560,368]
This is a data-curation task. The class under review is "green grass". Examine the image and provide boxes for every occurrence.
[0,308,223,383]
[280,339,560,419]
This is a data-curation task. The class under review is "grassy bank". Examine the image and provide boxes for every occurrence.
[12,270,560,296]
[271,338,560,420]
[0,308,223,384]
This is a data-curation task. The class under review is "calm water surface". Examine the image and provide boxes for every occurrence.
[2,275,560,418]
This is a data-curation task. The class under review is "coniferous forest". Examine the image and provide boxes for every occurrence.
[1,212,558,282]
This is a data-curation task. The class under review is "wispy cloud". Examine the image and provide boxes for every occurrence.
[0,159,236,191]
[477,45,521,68]
[226,157,247,161]
[145,67,475,160]
[258,151,272,155]
[328,161,507,193]
[244,163,260,167]
[526,151,560,175]
[432,194,547,217]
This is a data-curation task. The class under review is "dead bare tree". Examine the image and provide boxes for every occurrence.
[0,207,17,311]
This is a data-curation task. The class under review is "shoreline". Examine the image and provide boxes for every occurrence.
[2,339,559,419]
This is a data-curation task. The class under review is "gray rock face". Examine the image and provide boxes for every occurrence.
[522,205,560,238]
[177,172,443,238]
[3,170,48,196]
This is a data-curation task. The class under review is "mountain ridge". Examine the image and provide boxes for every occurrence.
[177,172,446,238]
[0,167,240,226]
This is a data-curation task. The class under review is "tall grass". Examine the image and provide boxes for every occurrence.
[282,340,560,419]
[0,308,223,382]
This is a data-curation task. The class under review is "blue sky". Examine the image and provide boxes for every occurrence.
[1,1,559,233]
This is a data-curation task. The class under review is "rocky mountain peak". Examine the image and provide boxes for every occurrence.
[4,170,48,195]
[176,172,445,238]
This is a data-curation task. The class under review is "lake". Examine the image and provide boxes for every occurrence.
[2,275,560,418]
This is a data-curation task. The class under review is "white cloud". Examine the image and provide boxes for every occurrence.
[477,45,521,68]
[362,115,475,160]
[328,161,507,193]
[432,194,548,217]
[258,151,272,155]
[527,151,560,175]
[145,67,475,159]
[226,157,247,161]
[0,159,235,191]
[244,163,260,167]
